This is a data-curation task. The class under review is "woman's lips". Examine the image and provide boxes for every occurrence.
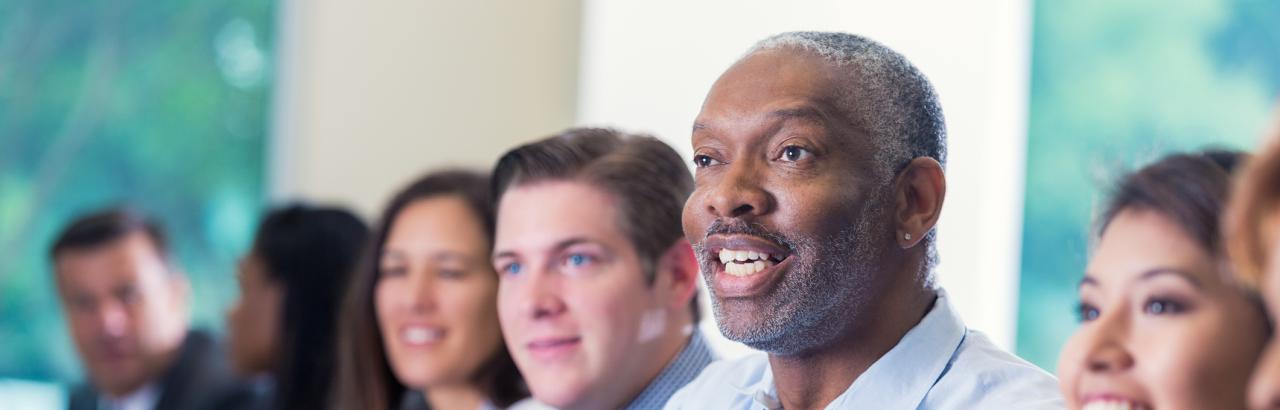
[398,325,444,347]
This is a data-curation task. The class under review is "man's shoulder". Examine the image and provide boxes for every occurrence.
[663,353,770,409]
[156,330,255,410]
[66,383,98,410]
[925,329,1064,409]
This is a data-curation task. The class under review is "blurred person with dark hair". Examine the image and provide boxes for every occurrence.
[334,170,527,410]
[490,128,713,410]
[52,207,254,410]
[1223,111,1280,410]
[1058,150,1269,410]
[225,204,369,410]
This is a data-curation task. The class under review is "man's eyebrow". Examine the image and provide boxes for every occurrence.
[492,250,517,261]
[552,237,596,253]
[769,107,827,122]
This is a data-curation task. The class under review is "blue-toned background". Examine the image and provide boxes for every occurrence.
[1016,0,1280,370]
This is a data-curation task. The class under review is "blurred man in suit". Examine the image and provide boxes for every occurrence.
[52,207,253,410]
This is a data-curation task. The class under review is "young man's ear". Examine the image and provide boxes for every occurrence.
[656,239,700,312]
[893,157,946,249]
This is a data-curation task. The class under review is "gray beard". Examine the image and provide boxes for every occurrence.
[694,194,889,356]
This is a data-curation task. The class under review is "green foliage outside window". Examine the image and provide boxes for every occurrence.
[0,0,274,383]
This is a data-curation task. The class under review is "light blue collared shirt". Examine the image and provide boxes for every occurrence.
[510,329,716,410]
[664,290,1064,409]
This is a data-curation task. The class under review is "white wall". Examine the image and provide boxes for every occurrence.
[270,0,582,217]
[577,0,1033,358]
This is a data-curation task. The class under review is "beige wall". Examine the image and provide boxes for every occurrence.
[270,0,582,217]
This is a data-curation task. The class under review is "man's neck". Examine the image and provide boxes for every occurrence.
[600,317,694,410]
[768,285,936,410]
[102,382,160,410]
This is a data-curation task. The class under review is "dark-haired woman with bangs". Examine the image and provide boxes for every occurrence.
[1056,150,1270,410]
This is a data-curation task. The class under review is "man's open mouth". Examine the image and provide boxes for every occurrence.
[717,249,786,276]
[703,234,795,297]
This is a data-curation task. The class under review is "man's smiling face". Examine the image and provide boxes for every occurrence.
[683,48,897,355]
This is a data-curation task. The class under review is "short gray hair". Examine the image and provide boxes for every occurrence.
[746,31,947,275]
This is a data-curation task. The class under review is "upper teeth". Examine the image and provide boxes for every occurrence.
[403,326,443,345]
[718,249,776,277]
[1082,400,1151,410]
[718,249,770,264]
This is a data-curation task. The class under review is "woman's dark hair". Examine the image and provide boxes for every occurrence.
[250,204,369,410]
[334,170,526,410]
[1096,149,1246,258]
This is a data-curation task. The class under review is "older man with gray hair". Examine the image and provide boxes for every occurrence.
[667,31,1063,409]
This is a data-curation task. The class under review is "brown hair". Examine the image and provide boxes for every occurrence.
[491,127,699,322]
[1097,149,1246,260]
[1227,134,1280,289]
[332,170,526,410]
[50,206,170,265]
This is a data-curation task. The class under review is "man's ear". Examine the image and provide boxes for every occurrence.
[166,269,192,317]
[655,239,699,313]
[893,157,946,249]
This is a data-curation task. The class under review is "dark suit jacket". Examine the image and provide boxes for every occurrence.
[68,330,256,410]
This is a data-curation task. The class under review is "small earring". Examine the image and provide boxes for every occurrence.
[904,233,912,240]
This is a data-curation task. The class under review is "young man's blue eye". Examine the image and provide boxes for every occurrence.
[505,263,522,275]
[569,254,588,266]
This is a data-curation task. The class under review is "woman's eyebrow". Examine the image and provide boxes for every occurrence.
[1137,267,1205,289]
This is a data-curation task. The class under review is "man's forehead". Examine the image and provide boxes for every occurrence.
[495,181,626,251]
[56,235,167,284]
[696,52,849,130]
[712,50,841,99]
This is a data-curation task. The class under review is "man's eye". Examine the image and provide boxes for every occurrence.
[502,263,522,276]
[439,269,466,279]
[693,155,721,168]
[566,253,593,267]
[780,146,812,162]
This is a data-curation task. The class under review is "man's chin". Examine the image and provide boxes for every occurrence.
[91,364,148,395]
[713,303,786,346]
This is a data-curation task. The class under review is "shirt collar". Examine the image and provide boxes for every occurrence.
[729,289,966,410]
[100,382,161,410]
[830,289,966,408]
[625,328,718,410]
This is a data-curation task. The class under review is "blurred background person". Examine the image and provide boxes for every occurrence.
[490,128,711,410]
[335,170,527,410]
[1225,112,1280,410]
[224,204,369,410]
[1056,150,1269,410]
[52,207,254,410]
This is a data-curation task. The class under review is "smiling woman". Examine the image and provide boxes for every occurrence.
[1056,150,1269,410]
[333,170,527,410]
